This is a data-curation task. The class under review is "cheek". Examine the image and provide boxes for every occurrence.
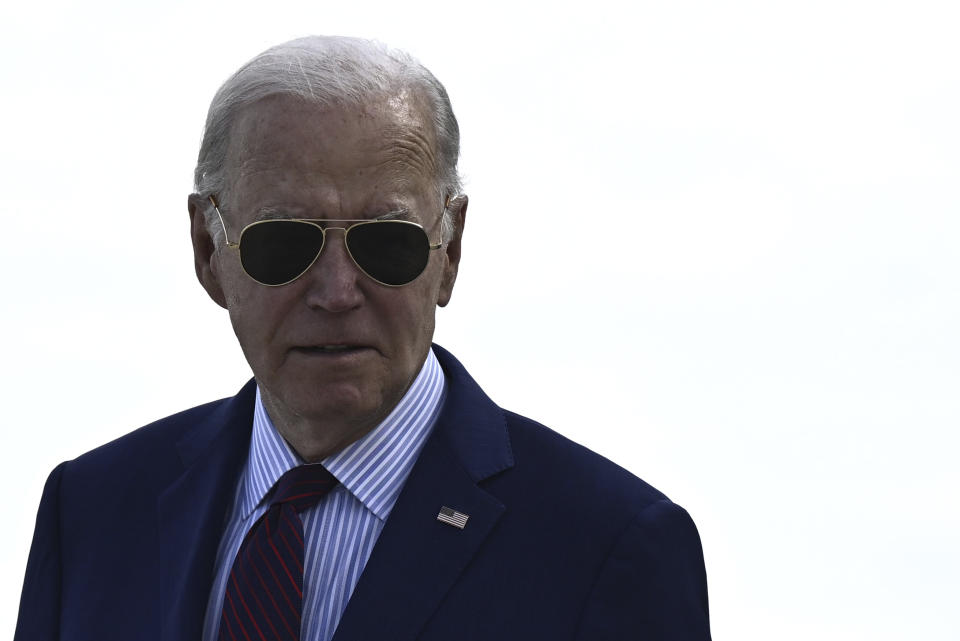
[373,287,435,347]
[225,286,291,356]
[399,283,441,343]
[227,300,263,354]
[215,254,249,307]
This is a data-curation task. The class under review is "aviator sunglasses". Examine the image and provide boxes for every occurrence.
[209,196,445,287]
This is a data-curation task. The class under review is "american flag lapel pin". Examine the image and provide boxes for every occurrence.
[437,506,469,529]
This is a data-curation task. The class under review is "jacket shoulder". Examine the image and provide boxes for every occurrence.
[500,408,669,511]
[60,380,256,495]
[67,396,228,472]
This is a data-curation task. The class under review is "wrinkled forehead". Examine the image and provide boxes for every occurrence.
[221,91,440,198]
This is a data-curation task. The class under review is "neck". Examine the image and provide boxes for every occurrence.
[259,392,389,463]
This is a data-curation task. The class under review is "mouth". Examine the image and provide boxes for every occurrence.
[290,344,372,356]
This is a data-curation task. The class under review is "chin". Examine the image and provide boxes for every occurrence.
[287,382,381,422]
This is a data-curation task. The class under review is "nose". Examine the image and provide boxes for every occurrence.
[301,228,365,312]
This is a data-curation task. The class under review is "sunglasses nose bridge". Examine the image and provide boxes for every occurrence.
[302,225,364,284]
[290,225,364,311]
[319,225,372,278]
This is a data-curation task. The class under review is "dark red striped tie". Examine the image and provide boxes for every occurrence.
[219,464,338,641]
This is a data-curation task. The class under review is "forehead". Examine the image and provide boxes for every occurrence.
[222,92,439,216]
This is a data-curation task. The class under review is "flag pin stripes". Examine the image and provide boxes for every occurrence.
[437,506,469,529]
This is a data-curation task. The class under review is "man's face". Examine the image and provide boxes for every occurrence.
[190,93,463,448]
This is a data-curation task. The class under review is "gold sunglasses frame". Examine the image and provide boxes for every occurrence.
[208,196,443,287]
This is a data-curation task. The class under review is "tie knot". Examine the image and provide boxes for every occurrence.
[269,464,338,513]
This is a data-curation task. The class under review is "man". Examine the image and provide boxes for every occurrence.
[16,36,711,640]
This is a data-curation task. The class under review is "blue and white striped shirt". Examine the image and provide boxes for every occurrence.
[202,349,446,641]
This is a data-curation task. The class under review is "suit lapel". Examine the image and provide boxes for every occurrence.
[331,346,514,641]
[157,381,256,641]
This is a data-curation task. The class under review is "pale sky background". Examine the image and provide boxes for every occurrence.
[1,1,957,639]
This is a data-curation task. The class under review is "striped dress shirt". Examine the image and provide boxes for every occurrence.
[202,349,446,641]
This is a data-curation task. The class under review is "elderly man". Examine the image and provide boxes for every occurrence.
[16,36,711,641]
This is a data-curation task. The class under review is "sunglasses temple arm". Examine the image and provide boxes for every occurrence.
[208,196,237,246]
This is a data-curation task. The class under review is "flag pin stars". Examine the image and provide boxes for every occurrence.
[437,506,469,529]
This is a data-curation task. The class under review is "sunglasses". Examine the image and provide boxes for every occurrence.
[209,196,444,287]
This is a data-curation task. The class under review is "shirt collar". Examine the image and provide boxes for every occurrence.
[239,348,446,522]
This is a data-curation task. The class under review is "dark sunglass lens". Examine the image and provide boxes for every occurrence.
[347,222,430,286]
[240,221,325,285]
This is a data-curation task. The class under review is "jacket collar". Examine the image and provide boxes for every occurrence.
[429,344,515,481]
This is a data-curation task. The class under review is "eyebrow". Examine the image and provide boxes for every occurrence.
[373,208,412,221]
[253,206,414,222]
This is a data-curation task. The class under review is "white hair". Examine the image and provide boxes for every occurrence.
[193,35,463,244]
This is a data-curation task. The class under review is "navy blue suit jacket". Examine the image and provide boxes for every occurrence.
[16,346,711,640]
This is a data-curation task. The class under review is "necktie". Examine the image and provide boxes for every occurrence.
[219,464,338,641]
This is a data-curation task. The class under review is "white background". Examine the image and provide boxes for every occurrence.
[1,1,957,639]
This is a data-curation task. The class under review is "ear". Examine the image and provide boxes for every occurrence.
[437,195,467,307]
[188,193,228,309]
